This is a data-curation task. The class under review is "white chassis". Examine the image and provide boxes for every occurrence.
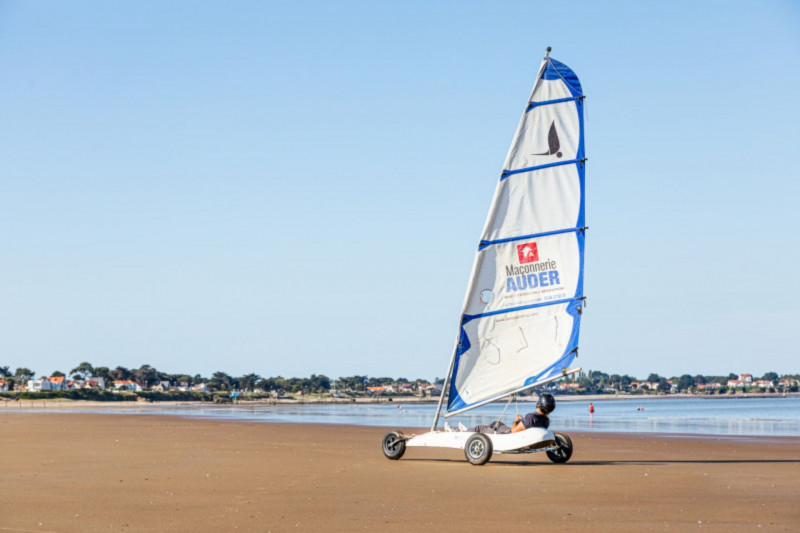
[405,427,557,454]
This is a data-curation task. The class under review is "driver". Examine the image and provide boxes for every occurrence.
[446,393,556,434]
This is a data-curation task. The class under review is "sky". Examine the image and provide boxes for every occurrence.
[1,1,799,381]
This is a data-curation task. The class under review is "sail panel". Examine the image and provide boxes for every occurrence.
[446,54,585,414]
[481,164,582,242]
[448,300,582,412]
[462,231,583,318]
[503,100,581,172]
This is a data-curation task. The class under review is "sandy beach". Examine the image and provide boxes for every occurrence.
[1,413,798,532]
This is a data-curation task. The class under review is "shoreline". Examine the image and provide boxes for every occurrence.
[2,391,797,409]
[1,412,798,531]
[3,398,800,441]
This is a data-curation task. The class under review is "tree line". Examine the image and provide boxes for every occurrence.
[1,363,797,394]
[0,363,442,394]
[569,370,799,394]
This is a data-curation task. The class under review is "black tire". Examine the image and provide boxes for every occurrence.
[464,433,493,465]
[546,432,573,464]
[382,430,406,460]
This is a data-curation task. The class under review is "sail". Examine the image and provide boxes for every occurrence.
[446,55,586,415]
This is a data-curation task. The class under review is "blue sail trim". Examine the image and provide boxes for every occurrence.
[479,226,586,251]
[447,298,583,412]
[543,58,582,97]
[526,95,583,112]
[501,158,583,181]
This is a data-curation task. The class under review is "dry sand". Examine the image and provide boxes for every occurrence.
[1,413,798,532]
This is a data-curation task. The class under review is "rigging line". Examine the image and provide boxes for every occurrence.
[497,395,514,426]
[462,296,586,324]
[479,226,588,250]
[501,158,587,180]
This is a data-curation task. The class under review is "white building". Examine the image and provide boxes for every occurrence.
[113,380,143,392]
[27,378,52,392]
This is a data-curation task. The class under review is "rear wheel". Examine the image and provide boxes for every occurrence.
[382,430,406,460]
[546,432,573,464]
[464,433,493,465]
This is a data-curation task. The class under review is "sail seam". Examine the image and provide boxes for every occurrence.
[526,96,583,112]
[462,296,584,324]
[501,158,586,180]
[479,227,587,250]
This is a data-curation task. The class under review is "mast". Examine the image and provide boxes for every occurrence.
[430,346,458,431]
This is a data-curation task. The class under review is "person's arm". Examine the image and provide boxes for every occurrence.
[511,414,526,433]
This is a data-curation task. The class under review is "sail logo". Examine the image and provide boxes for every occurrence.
[517,242,539,264]
[534,121,562,158]
[505,256,561,294]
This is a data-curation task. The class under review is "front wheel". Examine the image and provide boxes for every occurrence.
[464,433,493,465]
[382,430,406,460]
[546,432,573,464]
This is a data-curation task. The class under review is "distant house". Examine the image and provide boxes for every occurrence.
[84,378,106,390]
[697,383,721,391]
[151,381,172,392]
[191,383,208,392]
[420,384,442,396]
[367,386,385,395]
[48,376,66,390]
[113,380,143,392]
[0,379,8,392]
[28,378,52,392]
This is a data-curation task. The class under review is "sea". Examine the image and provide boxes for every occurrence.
[7,396,800,437]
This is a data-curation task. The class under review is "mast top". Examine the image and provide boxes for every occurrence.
[545,46,552,59]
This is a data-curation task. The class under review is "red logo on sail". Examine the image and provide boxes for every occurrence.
[517,242,539,264]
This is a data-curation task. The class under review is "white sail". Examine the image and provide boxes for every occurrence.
[445,54,586,416]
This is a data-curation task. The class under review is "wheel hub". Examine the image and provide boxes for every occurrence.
[469,441,484,457]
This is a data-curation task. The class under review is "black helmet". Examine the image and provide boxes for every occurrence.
[536,393,556,414]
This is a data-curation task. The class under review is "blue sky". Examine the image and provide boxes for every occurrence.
[1,1,798,380]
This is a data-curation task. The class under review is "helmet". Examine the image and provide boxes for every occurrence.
[536,393,556,414]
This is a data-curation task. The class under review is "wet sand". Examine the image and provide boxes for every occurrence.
[1,413,798,532]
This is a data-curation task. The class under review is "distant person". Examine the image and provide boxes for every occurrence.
[589,403,594,414]
[445,393,556,434]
